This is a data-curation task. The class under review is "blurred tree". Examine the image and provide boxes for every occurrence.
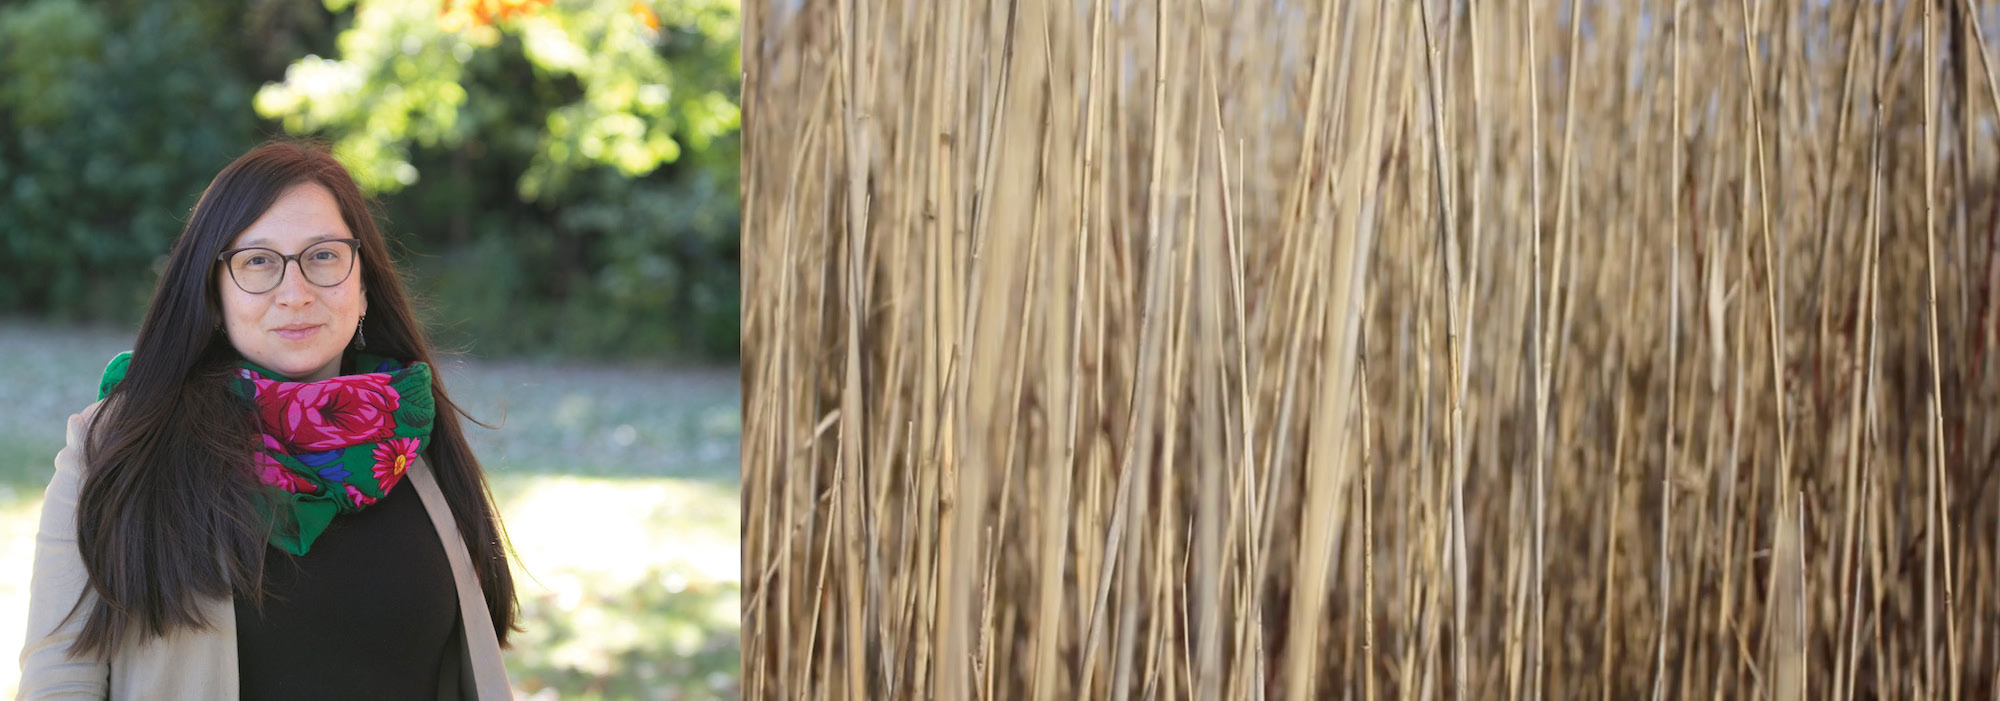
[0,0,331,321]
[255,0,741,360]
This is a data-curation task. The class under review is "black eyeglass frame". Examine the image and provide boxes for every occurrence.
[215,238,363,294]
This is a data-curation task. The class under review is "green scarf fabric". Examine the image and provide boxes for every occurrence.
[98,351,436,555]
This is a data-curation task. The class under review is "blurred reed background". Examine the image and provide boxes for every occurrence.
[741,0,2000,698]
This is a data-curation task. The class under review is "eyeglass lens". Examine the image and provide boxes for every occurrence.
[226,241,356,293]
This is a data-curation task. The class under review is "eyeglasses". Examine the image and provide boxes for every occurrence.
[216,239,362,294]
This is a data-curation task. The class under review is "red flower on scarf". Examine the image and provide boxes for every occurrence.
[254,373,402,452]
[371,437,419,492]
[254,434,321,495]
[345,483,377,508]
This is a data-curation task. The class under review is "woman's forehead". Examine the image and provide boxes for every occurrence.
[228,184,352,251]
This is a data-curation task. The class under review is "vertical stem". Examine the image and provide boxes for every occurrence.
[1920,3,1962,699]
[1654,2,1685,699]
[836,0,873,696]
[1413,0,1468,692]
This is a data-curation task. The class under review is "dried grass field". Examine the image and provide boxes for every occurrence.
[742,0,2000,699]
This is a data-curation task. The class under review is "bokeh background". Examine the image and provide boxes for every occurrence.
[0,0,742,698]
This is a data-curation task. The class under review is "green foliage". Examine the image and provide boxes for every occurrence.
[0,0,270,321]
[418,169,741,360]
[0,0,104,127]
[256,0,738,203]
[256,0,742,361]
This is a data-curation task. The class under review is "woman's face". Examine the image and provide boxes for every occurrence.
[217,183,367,383]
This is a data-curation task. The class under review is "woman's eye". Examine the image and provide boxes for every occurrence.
[311,249,338,261]
[243,254,274,267]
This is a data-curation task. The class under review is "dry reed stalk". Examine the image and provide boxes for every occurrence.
[744,0,2000,697]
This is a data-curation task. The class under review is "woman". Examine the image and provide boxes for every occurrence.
[18,140,517,700]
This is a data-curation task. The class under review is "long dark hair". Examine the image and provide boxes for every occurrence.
[73,139,517,657]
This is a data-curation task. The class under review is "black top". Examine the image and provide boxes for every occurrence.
[233,480,461,701]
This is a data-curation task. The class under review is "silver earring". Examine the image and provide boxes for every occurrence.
[353,316,367,350]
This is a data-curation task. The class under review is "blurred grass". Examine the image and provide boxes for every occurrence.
[0,318,740,700]
[496,474,741,701]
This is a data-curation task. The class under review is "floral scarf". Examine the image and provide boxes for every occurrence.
[97,351,435,555]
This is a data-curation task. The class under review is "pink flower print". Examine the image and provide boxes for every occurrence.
[253,434,320,495]
[256,373,402,452]
[371,437,419,492]
[345,483,377,508]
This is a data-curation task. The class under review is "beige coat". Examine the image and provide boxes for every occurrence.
[16,402,513,700]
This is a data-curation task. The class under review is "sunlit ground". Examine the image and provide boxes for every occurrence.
[0,320,741,700]
[499,475,741,699]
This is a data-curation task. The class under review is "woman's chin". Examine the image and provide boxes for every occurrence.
[251,354,341,382]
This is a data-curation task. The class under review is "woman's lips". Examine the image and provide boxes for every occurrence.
[273,324,322,341]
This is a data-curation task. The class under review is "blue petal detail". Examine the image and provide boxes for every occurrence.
[317,465,351,481]
[295,449,342,467]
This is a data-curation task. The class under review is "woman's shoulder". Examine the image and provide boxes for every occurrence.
[57,399,107,470]
[70,399,106,431]
[67,350,130,456]
[59,352,125,472]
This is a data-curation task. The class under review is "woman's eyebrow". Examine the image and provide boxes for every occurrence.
[233,233,342,249]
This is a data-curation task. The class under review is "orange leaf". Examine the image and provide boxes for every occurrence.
[631,1,660,31]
